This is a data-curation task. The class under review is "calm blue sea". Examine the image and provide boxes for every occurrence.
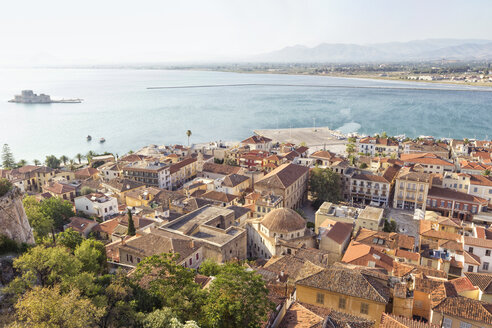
[0,68,491,162]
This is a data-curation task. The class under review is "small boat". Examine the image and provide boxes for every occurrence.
[99,138,106,143]
[87,135,92,141]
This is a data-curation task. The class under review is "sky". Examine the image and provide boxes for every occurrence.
[1,0,491,66]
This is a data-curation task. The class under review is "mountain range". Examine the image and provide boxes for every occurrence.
[254,39,492,63]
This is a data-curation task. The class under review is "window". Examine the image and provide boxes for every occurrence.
[487,250,491,257]
[338,297,346,309]
[442,318,452,328]
[468,247,473,253]
[484,262,490,270]
[316,293,324,304]
[468,265,474,272]
[360,303,369,314]
[459,322,471,328]
[196,253,199,260]
[86,205,89,210]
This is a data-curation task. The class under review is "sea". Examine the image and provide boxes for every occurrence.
[1,68,491,163]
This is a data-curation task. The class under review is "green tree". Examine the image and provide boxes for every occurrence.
[86,151,96,164]
[33,159,40,166]
[186,130,192,146]
[39,197,75,231]
[56,228,83,251]
[60,155,69,166]
[132,253,207,323]
[7,245,82,293]
[127,209,136,236]
[2,143,16,169]
[203,262,273,328]
[346,143,356,155]
[11,285,105,328]
[44,155,61,169]
[81,186,96,195]
[97,273,141,328]
[198,258,221,277]
[16,159,27,167]
[75,153,84,164]
[383,218,398,233]
[22,196,54,241]
[74,239,107,274]
[143,308,199,328]
[0,178,13,197]
[483,169,491,176]
[309,167,342,208]
[68,159,76,171]
[359,162,368,169]
[348,137,357,143]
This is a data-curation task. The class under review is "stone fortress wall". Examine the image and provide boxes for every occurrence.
[0,187,35,244]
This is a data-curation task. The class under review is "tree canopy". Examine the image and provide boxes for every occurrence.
[11,286,105,328]
[203,262,273,328]
[309,167,342,208]
[44,155,61,169]
[2,143,15,169]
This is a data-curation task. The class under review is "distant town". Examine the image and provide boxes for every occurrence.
[163,61,492,87]
[2,127,492,327]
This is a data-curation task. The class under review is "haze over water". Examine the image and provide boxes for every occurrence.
[1,68,491,162]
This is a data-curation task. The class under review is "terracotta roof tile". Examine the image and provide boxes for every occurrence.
[380,313,438,328]
[433,296,492,324]
[296,267,390,303]
[464,272,492,293]
[324,222,353,245]
[256,163,308,190]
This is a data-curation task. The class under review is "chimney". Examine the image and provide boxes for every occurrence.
[190,240,195,248]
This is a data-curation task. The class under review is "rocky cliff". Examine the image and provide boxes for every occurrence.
[0,187,35,245]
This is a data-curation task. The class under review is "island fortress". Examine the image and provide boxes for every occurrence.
[9,90,82,103]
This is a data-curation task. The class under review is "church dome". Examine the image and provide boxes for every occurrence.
[261,208,306,233]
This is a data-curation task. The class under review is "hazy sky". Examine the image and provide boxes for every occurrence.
[1,0,491,65]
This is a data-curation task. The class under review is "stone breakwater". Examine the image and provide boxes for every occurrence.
[0,188,35,245]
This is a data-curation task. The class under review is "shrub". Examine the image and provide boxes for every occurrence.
[0,178,13,197]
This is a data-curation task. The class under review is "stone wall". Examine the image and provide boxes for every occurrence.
[0,187,35,244]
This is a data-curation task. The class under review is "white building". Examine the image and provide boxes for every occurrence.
[75,193,118,219]
[246,207,314,259]
[356,137,399,156]
[240,135,273,151]
[464,235,492,273]
[122,161,171,190]
[98,162,121,181]
[442,172,492,206]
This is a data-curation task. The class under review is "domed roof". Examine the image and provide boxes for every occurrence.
[261,208,306,233]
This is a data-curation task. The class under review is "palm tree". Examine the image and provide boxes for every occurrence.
[75,153,83,164]
[186,130,192,146]
[33,159,40,166]
[60,155,68,166]
[86,151,96,164]
[68,159,76,171]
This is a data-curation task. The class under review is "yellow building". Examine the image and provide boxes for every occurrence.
[296,267,389,327]
[125,187,163,207]
[431,296,492,328]
[314,202,360,234]
[393,168,431,211]
[354,206,384,233]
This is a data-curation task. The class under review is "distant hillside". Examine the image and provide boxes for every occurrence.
[255,39,492,62]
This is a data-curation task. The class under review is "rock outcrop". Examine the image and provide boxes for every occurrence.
[0,187,35,244]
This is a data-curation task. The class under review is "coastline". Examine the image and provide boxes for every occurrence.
[196,68,492,88]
